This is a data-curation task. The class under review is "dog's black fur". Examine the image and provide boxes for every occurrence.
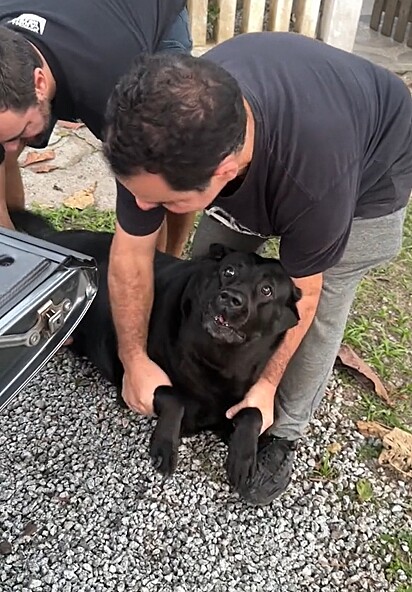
[11,210,301,490]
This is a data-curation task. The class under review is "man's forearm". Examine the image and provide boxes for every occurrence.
[108,231,154,366]
[261,273,323,389]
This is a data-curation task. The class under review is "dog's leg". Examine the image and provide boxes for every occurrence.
[116,385,128,409]
[149,386,185,476]
[226,408,262,490]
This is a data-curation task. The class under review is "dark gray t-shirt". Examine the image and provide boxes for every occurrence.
[117,32,412,277]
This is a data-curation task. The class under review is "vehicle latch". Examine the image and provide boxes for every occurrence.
[0,298,72,349]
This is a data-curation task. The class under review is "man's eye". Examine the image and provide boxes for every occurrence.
[261,285,273,297]
[223,266,236,278]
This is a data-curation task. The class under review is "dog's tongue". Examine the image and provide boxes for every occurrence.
[215,314,229,327]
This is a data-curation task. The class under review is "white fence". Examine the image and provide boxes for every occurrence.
[187,0,364,54]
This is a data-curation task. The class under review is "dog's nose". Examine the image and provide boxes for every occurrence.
[218,289,245,309]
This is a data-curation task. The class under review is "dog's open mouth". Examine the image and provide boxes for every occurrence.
[203,311,246,344]
[214,314,231,328]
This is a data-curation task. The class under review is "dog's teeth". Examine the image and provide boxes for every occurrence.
[214,314,230,328]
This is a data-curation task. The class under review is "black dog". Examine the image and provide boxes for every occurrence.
[11,210,301,490]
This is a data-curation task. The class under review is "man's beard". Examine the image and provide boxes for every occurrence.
[27,99,52,148]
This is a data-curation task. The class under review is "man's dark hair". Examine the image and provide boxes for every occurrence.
[0,27,42,111]
[104,52,246,192]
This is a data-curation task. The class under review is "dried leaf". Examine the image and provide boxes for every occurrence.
[32,164,59,174]
[21,150,55,167]
[379,427,412,478]
[336,344,392,406]
[63,182,96,210]
[0,540,12,555]
[356,421,412,479]
[356,420,390,440]
[22,521,38,537]
[57,120,84,130]
[327,442,342,455]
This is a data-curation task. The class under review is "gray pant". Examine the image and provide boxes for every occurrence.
[191,208,406,440]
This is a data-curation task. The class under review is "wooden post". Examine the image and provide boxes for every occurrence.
[370,0,386,30]
[187,0,209,47]
[381,0,399,36]
[242,0,266,33]
[216,0,238,43]
[320,0,363,52]
[268,0,294,31]
[294,0,322,37]
[393,0,412,42]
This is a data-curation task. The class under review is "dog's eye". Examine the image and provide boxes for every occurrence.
[223,266,236,278]
[261,285,273,297]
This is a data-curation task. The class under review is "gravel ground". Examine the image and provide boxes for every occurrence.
[0,351,410,592]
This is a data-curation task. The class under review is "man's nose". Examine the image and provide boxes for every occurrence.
[135,198,159,211]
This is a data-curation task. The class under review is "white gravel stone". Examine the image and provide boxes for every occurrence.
[0,356,410,592]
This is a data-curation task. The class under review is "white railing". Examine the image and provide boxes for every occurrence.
[187,0,364,54]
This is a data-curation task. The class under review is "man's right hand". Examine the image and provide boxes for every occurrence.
[108,220,166,416]
[121,356,172,416]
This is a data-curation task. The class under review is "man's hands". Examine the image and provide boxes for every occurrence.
[121,355,172,416]
[226,378,275,435]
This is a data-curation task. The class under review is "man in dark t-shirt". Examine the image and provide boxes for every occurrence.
[0,0,191,234]
[103,33,412,505]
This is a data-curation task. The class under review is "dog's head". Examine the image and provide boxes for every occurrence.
[185,244,302,346]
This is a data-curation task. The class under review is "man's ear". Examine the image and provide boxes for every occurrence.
[214,154,239,183]
[208,243,236,261]
[34,67,48,101]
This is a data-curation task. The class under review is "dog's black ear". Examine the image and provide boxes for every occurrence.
[274,282,302,334]
[208,243,235,261]
[291,283,302,303]
[180,274,198,319]
[181,295,192,319]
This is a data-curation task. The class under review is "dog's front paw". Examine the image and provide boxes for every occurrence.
[225,407,262,490]
[149,431,179,476]
[226,435,257,490]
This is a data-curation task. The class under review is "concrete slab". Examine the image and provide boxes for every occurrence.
[353,3,412,73]
[21,124,116,211]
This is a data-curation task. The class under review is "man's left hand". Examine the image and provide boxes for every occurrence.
[226,378,276,435]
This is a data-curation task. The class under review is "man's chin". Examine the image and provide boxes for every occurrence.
[26,133,49,148]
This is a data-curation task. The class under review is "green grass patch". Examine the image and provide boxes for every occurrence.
[380,531,412,589]
[311,449,339,481]
[30,203,116,232]
[356,442,382,461]
[358,392,411,433]
[343,202,412,430]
